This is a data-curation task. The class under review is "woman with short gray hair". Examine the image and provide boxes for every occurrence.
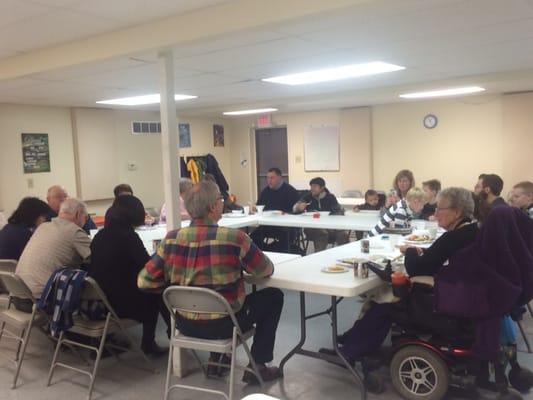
[160,178,194,223]
[400,187,478,277]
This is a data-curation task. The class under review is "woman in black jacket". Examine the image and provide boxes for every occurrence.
[0,197,51,260]
[400,187,479,277]
[89,195,168,355]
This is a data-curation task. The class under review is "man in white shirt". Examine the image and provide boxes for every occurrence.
[16,198,91,298]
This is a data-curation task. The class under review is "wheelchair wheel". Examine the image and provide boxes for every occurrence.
[390,345,449,400]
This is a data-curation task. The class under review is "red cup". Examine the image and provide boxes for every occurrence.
[313,212,320,219]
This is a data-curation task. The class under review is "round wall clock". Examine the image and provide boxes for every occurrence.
[423,114,438,129]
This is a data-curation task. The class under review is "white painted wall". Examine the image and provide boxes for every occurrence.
[0,104,77,214]
[1,93,532,217]
[372,95,504,192]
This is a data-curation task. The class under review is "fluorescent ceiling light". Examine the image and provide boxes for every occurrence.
[399,86,485,99]
[96,94,197,105]
[262,62,405,85]
[223,108,278,116]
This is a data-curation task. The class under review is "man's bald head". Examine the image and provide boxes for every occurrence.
[47,185,68,213]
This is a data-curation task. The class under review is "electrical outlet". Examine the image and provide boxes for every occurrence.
[295,156,302,164]
[27,178,34,189]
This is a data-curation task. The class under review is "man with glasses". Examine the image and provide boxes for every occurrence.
[16,198,91,300]
[138,181,284,383]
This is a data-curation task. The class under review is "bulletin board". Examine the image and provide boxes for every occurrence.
[304,125,339,171]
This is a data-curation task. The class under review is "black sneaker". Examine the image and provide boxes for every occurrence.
[141,342,168,356]
[242,363,281,384]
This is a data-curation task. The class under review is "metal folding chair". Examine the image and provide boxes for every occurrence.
[163,286,264,400]
[0,259,17,308]
[46,277,156,400]
[0,270,48,388]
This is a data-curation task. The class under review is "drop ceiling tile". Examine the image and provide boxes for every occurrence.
[0,8,118,53]
[68,0,231,25]
[172,29,286,58]
[26,0,84,7]
[173,37,333,73]
[31,57,153,81]
[0,0,49,28]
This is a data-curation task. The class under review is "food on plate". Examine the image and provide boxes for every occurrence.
[321,265,349,273]
[406,234,431,242]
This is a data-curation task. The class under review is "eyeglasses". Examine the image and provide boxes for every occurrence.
[436,206,452,212]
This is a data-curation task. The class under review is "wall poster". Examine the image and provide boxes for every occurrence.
[213,124,224,147]
[178,123,191,148]
[21,133,51,173]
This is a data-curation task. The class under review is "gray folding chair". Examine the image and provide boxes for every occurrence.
[163,286,264,400]
[0,270,48,388]
[47,276,156,400]
[0,259,17,308]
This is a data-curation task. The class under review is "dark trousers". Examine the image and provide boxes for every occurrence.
[251,226,297,253]
[124,294,170,346]
[176,288,284,364]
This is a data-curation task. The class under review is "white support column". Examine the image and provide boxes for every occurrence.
[158,50,193,378]
[158,50,180,231]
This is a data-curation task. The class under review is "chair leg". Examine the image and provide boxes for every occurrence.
[87,315,112,400]
[12,318,35,389]
[14,328,24,361]
[241,340,264,388]
[47,331,65,386]
[164,343,173,400]
[0,321,6,342]
[228,332,238,400]
[517,320,532,353]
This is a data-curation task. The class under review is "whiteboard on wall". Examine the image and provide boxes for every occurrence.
[304,125,339,171]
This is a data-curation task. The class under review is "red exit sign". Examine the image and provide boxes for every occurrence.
[256,114,272,128]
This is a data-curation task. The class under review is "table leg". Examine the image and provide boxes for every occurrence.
[278,293,367,399]
[331,296,367,400]
[279,292,306,375]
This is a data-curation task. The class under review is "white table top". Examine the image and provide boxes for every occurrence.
[336,197,366,207]
[247,237,401,297]
[95,213,380,254]
[256,213,378,231]
[263,251,301,265]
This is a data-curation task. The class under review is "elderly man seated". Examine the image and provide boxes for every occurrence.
[16,198,91,307]
[46,185,96,234]
[138,181,284,383]
[293,177,348,252]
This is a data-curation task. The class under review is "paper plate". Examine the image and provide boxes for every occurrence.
[321,266,349,273]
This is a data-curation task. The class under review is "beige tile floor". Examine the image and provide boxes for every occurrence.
[0,291,532,400]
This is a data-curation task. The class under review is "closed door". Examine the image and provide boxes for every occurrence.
[255,127,288,195]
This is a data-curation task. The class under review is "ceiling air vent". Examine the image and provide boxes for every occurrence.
[131,121,161,135]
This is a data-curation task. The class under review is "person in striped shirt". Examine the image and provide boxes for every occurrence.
[369,187,426,236]
[138,180,283,383]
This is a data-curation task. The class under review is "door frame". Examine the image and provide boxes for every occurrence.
[250,125,288,202]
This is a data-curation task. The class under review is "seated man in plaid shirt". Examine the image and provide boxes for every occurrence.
[138,180,283,383]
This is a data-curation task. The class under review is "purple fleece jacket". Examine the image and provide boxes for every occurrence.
[434,206,533,360]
